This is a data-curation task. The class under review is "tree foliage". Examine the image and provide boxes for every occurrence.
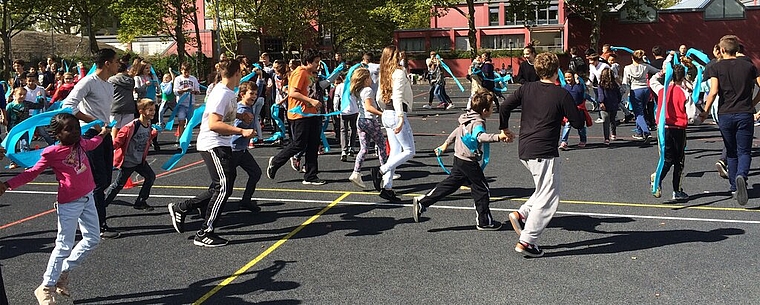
[0,0,46,75]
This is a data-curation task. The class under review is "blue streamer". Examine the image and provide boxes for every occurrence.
[63,60,69,73]
[262,104,286,142]
[320,116,330,152]
[558,68,567,87]
[164,92,192,131]
[435,148,451,175]
[287,106,341,118]
[326,62,345,82]
[435,55,465,92]
[652,64,673,195]
[340,63,364,113]
[162,105,206,170]
[86,64,96,76]
[436,123,490,174]
[320,61,330,77]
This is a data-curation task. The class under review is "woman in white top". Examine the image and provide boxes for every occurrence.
[333,75,359,159]
[371,46,415,202]
[348,68,387,189]
[623,49,660,140]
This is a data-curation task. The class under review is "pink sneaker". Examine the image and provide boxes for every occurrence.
[559,142,569,150]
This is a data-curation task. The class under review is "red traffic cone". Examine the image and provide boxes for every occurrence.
[124,177,136,189]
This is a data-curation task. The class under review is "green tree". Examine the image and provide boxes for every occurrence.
[43,0,113,54]
[565,0,668,51]
[0,0,44,75]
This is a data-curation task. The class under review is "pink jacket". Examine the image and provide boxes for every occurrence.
[7,136,103,204]
[112,119,158,168]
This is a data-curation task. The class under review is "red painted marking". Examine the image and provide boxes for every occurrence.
[0,208,55,230]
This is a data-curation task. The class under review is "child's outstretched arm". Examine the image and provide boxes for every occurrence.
[437,128,458,155]
[3,150,53,194]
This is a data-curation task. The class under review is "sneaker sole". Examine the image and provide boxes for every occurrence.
[267,157,276,179]
[349,177,366,189]
[508,212,523,236]
[168,204,184,233]
[716,162,728,179]
[735,176,748,206]
[412,197,421,223]
[193,240,228,247]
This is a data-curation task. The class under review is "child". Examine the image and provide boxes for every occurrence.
[173,62,200,143]
[104,99,159,211]
[649,64,690,201]
[231,81,262,212]
[0,113,107,304]
[334,75,359,161]
[597,68,621,145]
[499,52,585,257]
[159,72,175,127]
[559,71,588,149]
[412,89,507,230]
[348,68,387,188]
[6,87,43,168]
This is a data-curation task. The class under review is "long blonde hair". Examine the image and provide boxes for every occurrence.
[350,68,370,98]
[379,45,402,103]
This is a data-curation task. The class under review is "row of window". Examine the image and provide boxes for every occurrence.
[398,34,527,51]
[489,2,560,26]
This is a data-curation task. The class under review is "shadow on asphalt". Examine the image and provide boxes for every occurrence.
[542,227,745,257]
[75,260,301,304]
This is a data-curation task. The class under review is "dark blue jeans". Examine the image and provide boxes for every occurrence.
[718,113,754,191]
[84,130,113,227]
[630,88,651,136]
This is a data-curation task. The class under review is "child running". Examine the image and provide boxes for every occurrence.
[649,63,690,201]
[347,68,388,188]
[499,52,584,257]
[104,98,159,211]
[412,89,507,230]
[0,113,107,304]
[597,68,621,145]
[231,81,262,212]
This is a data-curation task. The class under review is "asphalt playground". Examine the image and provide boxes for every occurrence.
[2,80,760,304]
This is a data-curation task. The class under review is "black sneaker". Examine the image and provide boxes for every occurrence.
[240,200,261,213]
[340,154,347,162]
[379,189,401,202]
[412,196,426,223]
[476,221,502,231]
[100,225,121,239]
[508,211,524,236]
[716,160,728,179]
[134,201,155,211]
[302,178,326,185]
[370,167,382,191]
[168,203,186,233]
[735,176,748,206]
[193,232,228,247]
[266,156,277,179]
[515,241,544,258]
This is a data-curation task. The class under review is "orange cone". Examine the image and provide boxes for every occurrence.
[124,177,136,189]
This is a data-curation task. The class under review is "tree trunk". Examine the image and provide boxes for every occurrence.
[191,0,203,77]
[2,33,11,79]
[589,7,603,53]
[85,15,99,54]
[174,0,186,65]
[467,0,477,59]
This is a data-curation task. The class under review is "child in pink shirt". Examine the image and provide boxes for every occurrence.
[0,112,107,304]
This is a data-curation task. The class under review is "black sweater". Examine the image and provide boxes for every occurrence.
[499,81,585,160]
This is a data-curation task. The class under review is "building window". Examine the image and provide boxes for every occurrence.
[399,38,425,52]
[431,37,452,50]
[705,0,745,19]
[489,6,500,26]
[481,34,525,50]
[455,36,471,51]
[505,1,558,26]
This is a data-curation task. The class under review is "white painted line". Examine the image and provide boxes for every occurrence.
[9,190,760,225]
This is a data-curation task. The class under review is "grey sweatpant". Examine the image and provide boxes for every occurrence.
[517,158,560,244]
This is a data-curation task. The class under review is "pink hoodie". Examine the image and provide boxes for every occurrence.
[7,136,103,204]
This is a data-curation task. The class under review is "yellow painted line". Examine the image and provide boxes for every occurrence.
[25,182,759,212]
[193,192,351,305]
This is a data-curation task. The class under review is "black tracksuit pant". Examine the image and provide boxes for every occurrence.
[179,147,236,234]
[658,127,687,192]
[271,116,321,181]
[419,157,494,226]
[231,149,261,202]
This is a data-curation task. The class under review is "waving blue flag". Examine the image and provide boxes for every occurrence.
[436,55,465,92]
[652,63,673,196]
[162,105,206,170]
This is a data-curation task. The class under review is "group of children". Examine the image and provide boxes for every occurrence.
[2,34,759,303]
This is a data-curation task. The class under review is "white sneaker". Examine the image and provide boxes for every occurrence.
[392,173,401,180]
[446,103,455,110]
[422,104,432,109]
[595,118,604,123]
[348,172,366,189]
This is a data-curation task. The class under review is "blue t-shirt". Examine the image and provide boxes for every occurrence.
[231,102,255,151]
[563,83,585,106]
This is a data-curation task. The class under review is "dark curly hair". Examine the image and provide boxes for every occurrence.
[599,68,618,90]
[47,113,80,143]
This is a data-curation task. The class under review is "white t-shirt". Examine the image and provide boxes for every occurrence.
[62,74,115,125]
[174,75,200,107]
[357,87,378,119]
[196,85,237,151]
[366,63,380,93]
[25,85,47,115]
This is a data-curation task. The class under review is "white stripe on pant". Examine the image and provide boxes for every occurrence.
[203,148,229,233]
[518,158,561,245]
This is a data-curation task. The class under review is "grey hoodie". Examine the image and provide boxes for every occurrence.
[108,73,136,115]
[623,63,659,90]
[444,110,501,162]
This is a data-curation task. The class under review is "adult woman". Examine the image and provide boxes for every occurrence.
[623,49,660,141]
[371,46,415,202]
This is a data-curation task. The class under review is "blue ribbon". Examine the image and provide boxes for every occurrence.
[435,148,451,175]
[261,104,286,142]
[320,116,330,152]
[436,55,465,92]
[63,60,69,73]
[340,63,364,113]
[327,62,345,82]
[470,68,512,92]
[162,104,206,170]
[0,81,10,101]
[558,68,567,87]
[610,46,650,64]
[164,92,193,131]
[652,63,673,195]
[86,63,96,76]
[436,123,490,174]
